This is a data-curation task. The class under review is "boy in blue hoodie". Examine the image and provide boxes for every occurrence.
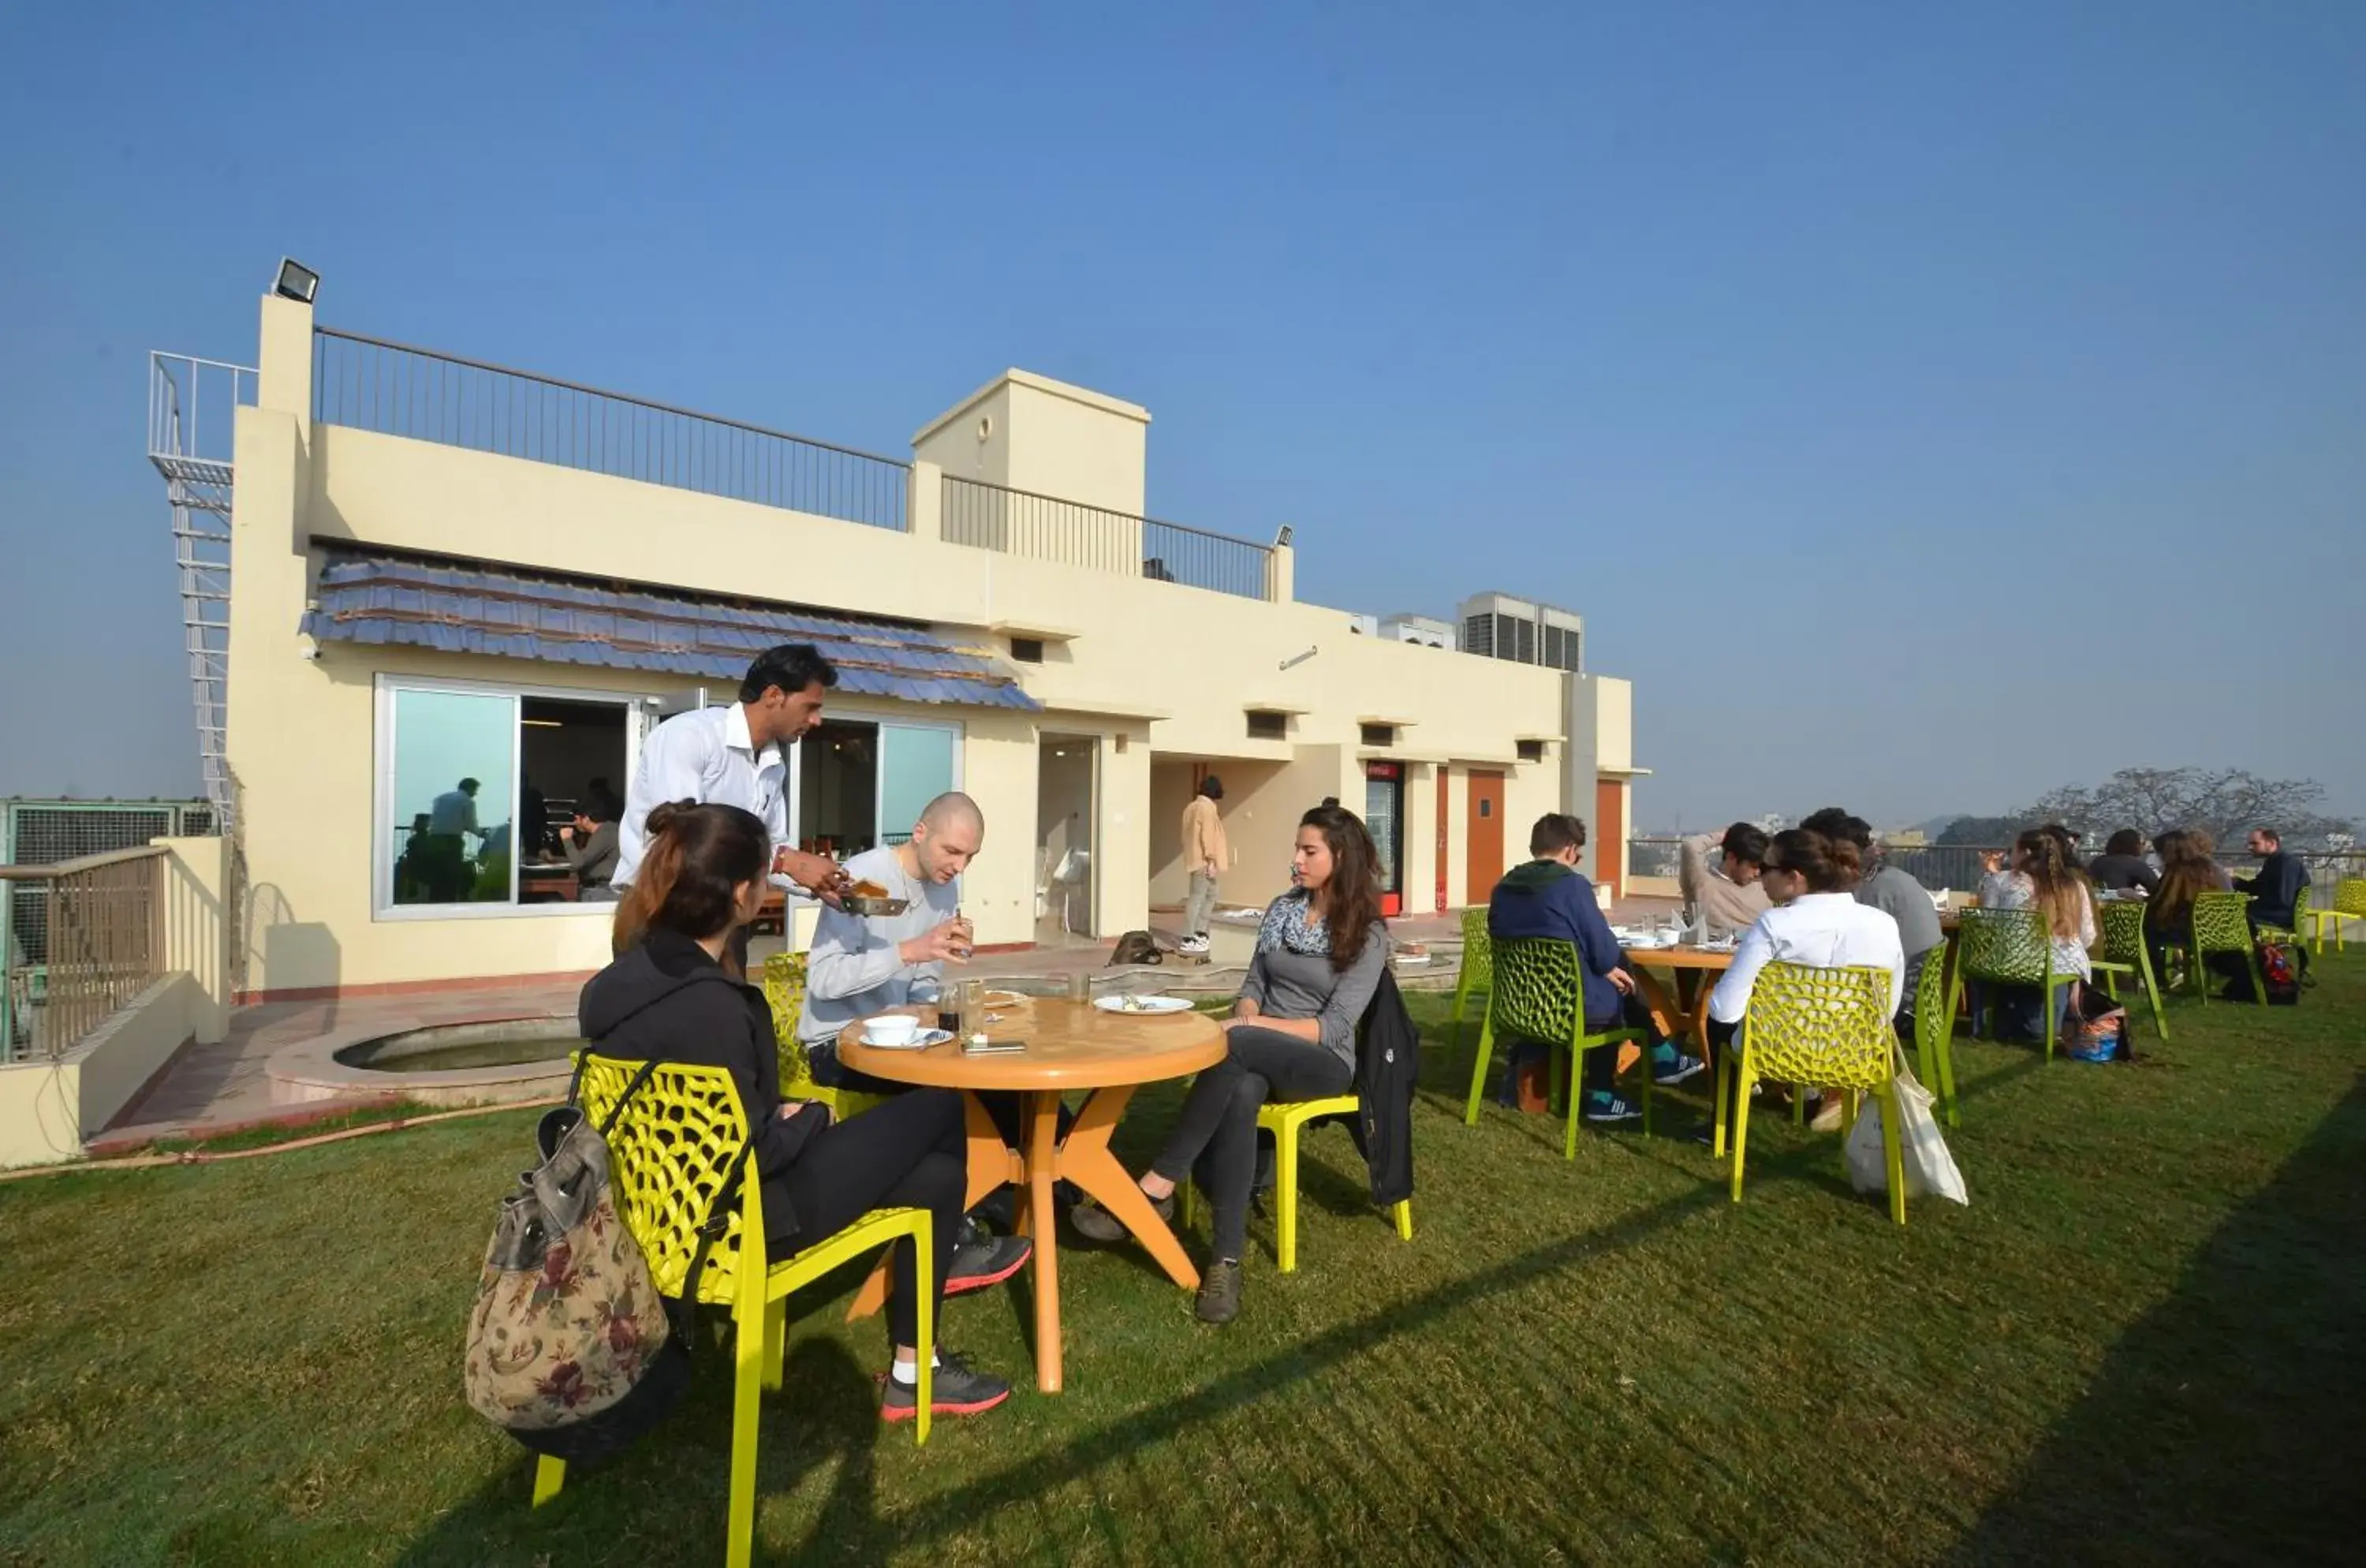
[1488,812,1705,1122]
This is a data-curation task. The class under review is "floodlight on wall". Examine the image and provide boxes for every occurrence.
[273,258,320,304]
[1274,525,1294,547]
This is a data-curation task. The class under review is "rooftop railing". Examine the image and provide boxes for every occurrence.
[0,847,166,1063]
[941,473,1276,600]
[312,328,912,532]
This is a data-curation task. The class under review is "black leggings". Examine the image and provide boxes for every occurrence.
[1150,1025,1353,1264]
[768,1087,965,1350]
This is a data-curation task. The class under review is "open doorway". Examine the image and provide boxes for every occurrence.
[1037,735,1098,945]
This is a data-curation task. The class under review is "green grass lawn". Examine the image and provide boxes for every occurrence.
[4,958,2361,1566]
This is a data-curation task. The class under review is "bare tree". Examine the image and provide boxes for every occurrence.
[2021,768,2354,849]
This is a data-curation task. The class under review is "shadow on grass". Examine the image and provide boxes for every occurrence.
[1953,1072,2366,1565]
[390,1172,1729,1563]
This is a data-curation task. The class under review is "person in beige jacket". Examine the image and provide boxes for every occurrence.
[1179,776,1230,954]
[1680,822,1772,935]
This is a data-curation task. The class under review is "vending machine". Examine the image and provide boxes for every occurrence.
[1363,760,1405,917]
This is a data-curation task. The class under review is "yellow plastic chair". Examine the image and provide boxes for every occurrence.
[1717,962,1907,1226]
[1906,948,1959,1129]
[760,951,879,1119]
[2251,884,2312,953]
[533,1053,932,1568]
[2088,899,2169,1042]
[1461,935,1651,1157]
[2305,878,2366,954]
[1949,906,2076,1062]
[1450,909,1493,1059]
[1181,1096,1413,1272]
[2188,890,2267,1005]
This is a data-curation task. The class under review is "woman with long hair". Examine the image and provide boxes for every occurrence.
[2145,828,2235,983]
[1072,803,1391,1323]
[1977,828,2098,1039]
[581,801,1024,1423]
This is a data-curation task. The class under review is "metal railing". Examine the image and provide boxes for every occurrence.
[0,847,166,1062]
[941,473,1275,600]
[1630,837,2366,905]
[147,353,254,478]
[312,328,910,532]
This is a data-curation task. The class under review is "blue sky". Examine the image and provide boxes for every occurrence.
[3,2,2361,831]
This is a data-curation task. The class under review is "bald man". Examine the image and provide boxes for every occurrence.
[798,791,986,1060]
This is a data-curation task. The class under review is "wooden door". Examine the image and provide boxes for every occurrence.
[1434,767,1451,912]
[1465,770,1505,904]
[1594,776,1625,898]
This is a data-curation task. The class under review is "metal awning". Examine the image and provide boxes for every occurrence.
[300,551,1039,711]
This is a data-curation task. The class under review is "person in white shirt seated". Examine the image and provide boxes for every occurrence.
[614,644,854,969]
[1976,828,2096,1041]
[1705,829,1905,1134]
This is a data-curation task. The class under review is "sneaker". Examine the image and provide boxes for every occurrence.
[1196,1258,1242,1324]
[1653,1052,1707,1087]
[968,1188,1018,1233]
[1070,1190,1172,1243]
[881,1351,1011,1421]
[1177,935,1211,955]
[1581,1092,1643,1124]
[945,1232,1032,1296]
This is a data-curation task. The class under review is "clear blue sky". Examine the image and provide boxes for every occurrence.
[5,2,2361,831]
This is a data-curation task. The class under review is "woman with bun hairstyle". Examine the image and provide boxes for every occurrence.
[584,801,1025,1423]
[1705,828,1905,1131]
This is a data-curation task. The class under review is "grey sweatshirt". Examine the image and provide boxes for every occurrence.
[795,846,961,1045]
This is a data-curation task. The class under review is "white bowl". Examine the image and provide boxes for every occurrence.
[862,1014,921,1045]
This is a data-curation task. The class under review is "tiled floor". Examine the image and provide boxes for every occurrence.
[107,893,1681,1144]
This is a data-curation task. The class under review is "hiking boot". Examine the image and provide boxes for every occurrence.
[881,1352,1012,1421]
[1196,1259,1243,1324]
[1070,1190,1172,1243]
[946,1232,1032,1296]
[1653,1052,1707,1087]
[1581,1091,1643,1124]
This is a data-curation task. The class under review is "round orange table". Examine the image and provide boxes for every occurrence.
[838,997,1224,1392]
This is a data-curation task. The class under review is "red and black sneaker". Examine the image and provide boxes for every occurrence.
[945,1232,1032,1297]
[881,1352,1013,1421]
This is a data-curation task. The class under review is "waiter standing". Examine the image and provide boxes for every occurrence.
[614,643,852,969]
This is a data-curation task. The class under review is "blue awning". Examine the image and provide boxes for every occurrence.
[300,551,1039,711]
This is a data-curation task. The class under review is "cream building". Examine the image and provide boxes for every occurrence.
[199,288,1642,999]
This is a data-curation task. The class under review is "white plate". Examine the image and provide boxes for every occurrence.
[1092,995,1192,1015]
[859,1027,953,1050]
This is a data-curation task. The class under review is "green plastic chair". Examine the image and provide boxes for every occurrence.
[2305,878,2366,954]
[2188,890,2266,1005]
[1908,948,1959,1128]
[1948,906,2076,1062]
[1716,962,1907,1226]
[1461,935,1650,1158]
[2252,883,2311,951]
[2088,900,2169,1042]
[1450,909,1493,1059]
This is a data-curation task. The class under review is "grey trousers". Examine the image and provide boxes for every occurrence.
[1184,871,1219,936]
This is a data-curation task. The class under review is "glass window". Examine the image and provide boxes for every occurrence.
[798,721,879,857]
[389,689,516,906]
[879,723,957,842]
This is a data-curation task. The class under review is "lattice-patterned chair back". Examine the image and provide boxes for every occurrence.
[1458,908,1495,991]
[2189,890,2255,955]
[1908,946,1958,1124]
[2338,879,2366,919]
[1741,962,1895,1092]
[759,951,824,1099]
[2282,884,2314,933]
[1911,946,1948,1044]
[1956,906,2053,986]
[575,1054,756,1308]
[2097,900,2148,965]
[1487,936,1584,1044]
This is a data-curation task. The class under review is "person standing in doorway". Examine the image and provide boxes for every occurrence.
[614,644,853,972]
[1178,775,1230,956]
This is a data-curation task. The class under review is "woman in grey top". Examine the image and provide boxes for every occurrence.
[1073,803,1389,1324]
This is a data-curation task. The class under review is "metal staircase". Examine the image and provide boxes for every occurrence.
[147,353,254,829]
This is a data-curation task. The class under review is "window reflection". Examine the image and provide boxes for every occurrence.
[390,689,515,905]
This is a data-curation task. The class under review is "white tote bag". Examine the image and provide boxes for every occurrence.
[1845,1056,1969,1206]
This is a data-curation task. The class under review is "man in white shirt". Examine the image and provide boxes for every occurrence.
[615,644,853,965]
[421,778,484,901]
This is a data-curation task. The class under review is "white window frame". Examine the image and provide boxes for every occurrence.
[786,711,965,855]
[372,673,647,922]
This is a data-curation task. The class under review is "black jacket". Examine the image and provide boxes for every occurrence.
[2237,850,2309,929]
[578,930,827,1234]
[1347,969,1417,1207]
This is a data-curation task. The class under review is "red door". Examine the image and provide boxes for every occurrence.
[1434,767,1451,913]
[1465,770,1505,904]
[1594,776,1625,898]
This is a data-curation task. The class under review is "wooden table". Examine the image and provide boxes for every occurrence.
[1622,946,1738,1058]
[838,997,1226,1394]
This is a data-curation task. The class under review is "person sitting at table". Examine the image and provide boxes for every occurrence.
[1069,802,1389,1326]
[1976,828,2097,1041]
[1705,829,1904,1133]
[1488,811,1704,1122]
[2087,829,2159,896]
[2234,827,2309,935]
[2147,828,2255,996]
[1680,822,1771,935]
[584,801,1025,1422]
[558,793,624,902]
[1802,809,1942,1037]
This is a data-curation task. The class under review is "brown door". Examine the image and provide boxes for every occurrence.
[1434,767,1451,913]
[1594,776,1625,898]
[1465,770,1505,904]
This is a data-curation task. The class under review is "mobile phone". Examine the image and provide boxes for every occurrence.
[961,1037,1027,1055]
